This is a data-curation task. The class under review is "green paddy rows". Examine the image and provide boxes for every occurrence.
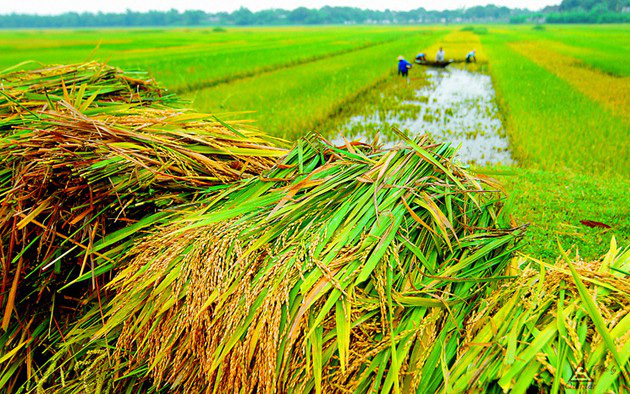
[0,27,423,92]
[477,26,630,259]
[503,24,630,77]
[481,28,630,178]
[0,25,445,140]
[187,29,444,139]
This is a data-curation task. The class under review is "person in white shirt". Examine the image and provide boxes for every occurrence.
[436,47,445,62]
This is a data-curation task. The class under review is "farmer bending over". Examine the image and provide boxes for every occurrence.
[436,47,445,62]
[415,52,426,62]
[398,55,412,77]
[466,50,477,63]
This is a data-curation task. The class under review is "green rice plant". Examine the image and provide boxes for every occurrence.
[0,27,420,92]
[0,62,284,390]
[446,238,630,392]
[188,30,444,139]
[43,131,521,393]
[505,25,630,77]
[481,32,630,178]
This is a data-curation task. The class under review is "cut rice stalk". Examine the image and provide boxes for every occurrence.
[44,133,521,393]
[447,238,630,393]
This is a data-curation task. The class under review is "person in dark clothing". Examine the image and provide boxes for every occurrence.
[398,55,412,77]
[466,50,477,63]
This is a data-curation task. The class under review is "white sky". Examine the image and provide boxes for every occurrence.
[0,1,560,15]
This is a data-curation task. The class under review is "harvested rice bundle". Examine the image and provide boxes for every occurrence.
[446,240,630,393]
[3,105,282,200]
[0,104,282,286]
[49,132,521,393]
[0,61,175,118]
[0,63,284,390]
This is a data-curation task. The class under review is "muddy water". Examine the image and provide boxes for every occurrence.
[332,68,513,166]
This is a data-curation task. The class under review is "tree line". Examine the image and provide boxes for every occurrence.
[537,0,630,23]
[0,6,532,28]
[0,2,628,28]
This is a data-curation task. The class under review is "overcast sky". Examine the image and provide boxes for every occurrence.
[0,0,560,15]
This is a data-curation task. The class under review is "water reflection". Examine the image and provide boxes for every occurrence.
[332,68,513,166]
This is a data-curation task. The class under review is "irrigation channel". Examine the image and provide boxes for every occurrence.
[332,67,513,166]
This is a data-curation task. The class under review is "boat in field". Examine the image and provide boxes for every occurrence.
[415,59,454,68]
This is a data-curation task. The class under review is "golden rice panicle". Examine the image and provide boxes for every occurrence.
[50,132,522,393]
[446,238,630,393]
[0,61,284,392]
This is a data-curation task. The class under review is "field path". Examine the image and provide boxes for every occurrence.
[511,41,630,123]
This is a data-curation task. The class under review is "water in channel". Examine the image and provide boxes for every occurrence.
[332,67,513,166]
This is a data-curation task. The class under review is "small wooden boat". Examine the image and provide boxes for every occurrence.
[414,59,453,68]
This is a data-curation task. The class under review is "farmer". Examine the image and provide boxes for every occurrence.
[466,50,477,63]
[415,52,426,62]
[397,55,412,77]
[436,47,445,62]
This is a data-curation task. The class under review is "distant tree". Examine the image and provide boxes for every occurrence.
[231,7,255,25]
[559,0,630,11]
[182,10,205,26]
[0,4,626,28]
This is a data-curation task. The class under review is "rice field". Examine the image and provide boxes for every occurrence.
[186,30,444,138]
[505,24,630,77]
[474,25,630,258]
[0,27,434,92]
[0,24,629,392]
[481,27,630,178]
